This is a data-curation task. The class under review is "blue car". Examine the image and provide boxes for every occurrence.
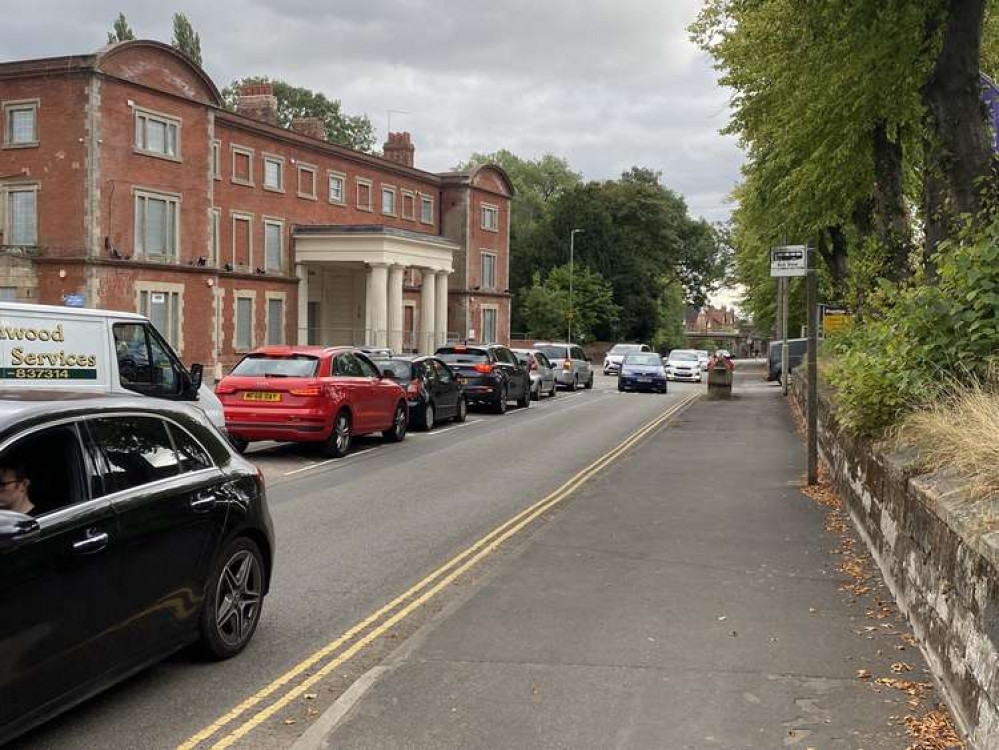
[617,352,668,393]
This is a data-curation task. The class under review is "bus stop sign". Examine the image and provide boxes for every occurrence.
[770,246,807,277]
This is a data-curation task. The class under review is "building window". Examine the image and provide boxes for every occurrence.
[3,100,39,147]
[264,220,283,273]
[211,140,221,179]
[481,204,499,232]
[482,308,498,343]
[262,154,284,192]
[298,164,317,200]
[231,213,253,269]
[134,107,180,160]
[134,190,179,259]
[328,171,346,204]
[420,194,433,224]
[381,186,396,216]
[5,187,38,246]
[401,190,415,220]
[481,252,497,290]
[138,289,181,348]
[0,287,17,301]
[231,145,254,186]
[266,297,285,345]
[235,294,255,351]
[209,208,220,266]
[356,178,372,211]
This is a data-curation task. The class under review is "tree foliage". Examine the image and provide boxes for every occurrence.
[171,13,202,68]
[222,76,376,152]
[106,12,135,44]
[521,265,619,342]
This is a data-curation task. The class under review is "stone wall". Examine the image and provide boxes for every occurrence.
[791,376,999,749]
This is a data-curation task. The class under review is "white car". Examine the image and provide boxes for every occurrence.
[665,349,703,382]
[696,350,710,371]
[603,343,651,375]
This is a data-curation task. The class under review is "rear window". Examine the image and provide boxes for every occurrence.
[380,360,414,380]
[536,346,566,361]
[437,347,489,365]
[230,354,319,378]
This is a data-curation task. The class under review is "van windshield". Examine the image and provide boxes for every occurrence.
[231,355,319,378]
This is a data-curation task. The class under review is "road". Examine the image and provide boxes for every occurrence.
[13,373,705,750]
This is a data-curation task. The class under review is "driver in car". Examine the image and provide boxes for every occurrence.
[0,463,34,515]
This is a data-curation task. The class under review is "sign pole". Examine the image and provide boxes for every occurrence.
[781,277,789,397]
[806,245,818,485]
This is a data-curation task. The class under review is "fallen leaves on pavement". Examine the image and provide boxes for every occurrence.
[901,707,963,749]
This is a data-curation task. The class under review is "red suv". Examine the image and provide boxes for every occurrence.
[216,346,408,457]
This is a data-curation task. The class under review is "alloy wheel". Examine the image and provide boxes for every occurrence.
[214,549,262,649]
[424,403,435,430]
[335,413,351,454]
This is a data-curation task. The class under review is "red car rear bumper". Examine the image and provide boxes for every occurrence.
[224,405,334,442]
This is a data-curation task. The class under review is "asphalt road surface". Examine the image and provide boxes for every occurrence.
[13,372,707,750]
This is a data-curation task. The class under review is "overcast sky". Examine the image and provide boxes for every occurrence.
[3,1,745,305]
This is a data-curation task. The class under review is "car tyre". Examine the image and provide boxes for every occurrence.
[519,383,531,408]
[321,410,352,458]
[572,374,579,391]
[531,381,541,401]
[198,536,265,661]
[549,381,557,398]
[383,403,408,442]
[585,373,594,389]
[420,401,436,431]
[618,382,625,392]
[493,386,508,414]
[454,396,468,423]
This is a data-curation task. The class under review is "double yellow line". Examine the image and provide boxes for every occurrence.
[179,392,700,750]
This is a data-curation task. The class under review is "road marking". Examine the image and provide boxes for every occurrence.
[178,392,700,750]
[416,419,482,438]
[280,447,377,476]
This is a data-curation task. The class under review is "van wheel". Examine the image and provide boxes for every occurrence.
[198,537,265,660]
[322,411,351,458]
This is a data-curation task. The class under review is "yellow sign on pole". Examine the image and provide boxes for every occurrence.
[822,308,852,335]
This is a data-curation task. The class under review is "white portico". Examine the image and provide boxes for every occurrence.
[293,226,457,353]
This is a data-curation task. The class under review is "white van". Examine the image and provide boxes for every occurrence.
[0,303,224,428]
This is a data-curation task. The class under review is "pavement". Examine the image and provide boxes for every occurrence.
[312,362,929,749]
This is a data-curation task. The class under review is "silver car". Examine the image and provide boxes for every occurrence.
[512,349,557,399]
[603,343,652,375]
[534,342,594,390]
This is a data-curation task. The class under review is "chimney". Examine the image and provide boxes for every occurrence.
[383,131,415,167]
[291,116,325,141]
[236,83,279,126]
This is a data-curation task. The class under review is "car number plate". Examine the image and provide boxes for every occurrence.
[638,376,651,383]
[243,391,281,402]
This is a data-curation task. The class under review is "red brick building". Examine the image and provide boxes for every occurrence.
[0,41,513,378]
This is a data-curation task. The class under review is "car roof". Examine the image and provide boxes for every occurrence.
[0,390,213,434]
[248,345,356,358]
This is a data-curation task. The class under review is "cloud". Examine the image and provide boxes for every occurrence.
[2,0,743,221]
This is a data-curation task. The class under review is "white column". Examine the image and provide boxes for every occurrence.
[387,265,405,354]
[365,263,389,347]
[435,271,449,348]
[420,268,436,354]
[296,263,309,345]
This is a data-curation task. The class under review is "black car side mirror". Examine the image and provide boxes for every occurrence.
[0,511,40,552]
[188,363,204,397]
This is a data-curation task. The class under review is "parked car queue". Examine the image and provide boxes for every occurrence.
[214,341,599,458]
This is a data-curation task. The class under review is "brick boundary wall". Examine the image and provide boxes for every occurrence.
[791,374,999,749]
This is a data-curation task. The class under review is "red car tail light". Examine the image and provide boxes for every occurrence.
[290,386,322,397]
[473,363,493,374]
[407,378,421,397]
[215,383,237,395]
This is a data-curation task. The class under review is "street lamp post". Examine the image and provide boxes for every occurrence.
[568,228,583,343]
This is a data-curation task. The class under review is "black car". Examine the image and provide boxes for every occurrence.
[435,344,531,414]
[378,356,468,430]
[0,392,275,745]
[767,339,810,382]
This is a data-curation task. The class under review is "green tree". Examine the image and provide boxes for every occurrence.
[106,12,135,44]
[522,265,619,342]
[171,13,202,68]
[222,77,375,152]
[652,283,688,353]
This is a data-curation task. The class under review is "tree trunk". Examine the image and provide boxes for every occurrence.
[817,226,848,302]
[922,0,991,220]
[871,120,913,281]
[922,136,948,279]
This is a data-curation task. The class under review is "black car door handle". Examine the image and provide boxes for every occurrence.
[72,531,109,554]
[190,492,217,512]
